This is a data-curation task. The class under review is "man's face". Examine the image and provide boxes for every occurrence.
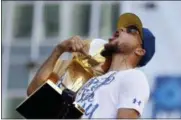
[101,25,144,57]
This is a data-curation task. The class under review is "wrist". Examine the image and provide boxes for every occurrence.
[51,44,65,58]
[56,44,65,53]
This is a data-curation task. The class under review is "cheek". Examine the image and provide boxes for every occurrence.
[116,36,132,46]
[121,35,137,47]
[117,38,137,53]
[109,39,120,45]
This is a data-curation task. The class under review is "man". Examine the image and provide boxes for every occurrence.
[74,13,155,119]
[27,12,155,118]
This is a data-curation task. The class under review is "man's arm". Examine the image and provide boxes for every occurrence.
[27,46,64,96]
[116,70,150,119]
[117,108,140,118]
[27,36,87,96]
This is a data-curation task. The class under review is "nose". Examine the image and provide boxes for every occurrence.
[109,31,120,42]
[114,31,119,37]
[108,28,126,42]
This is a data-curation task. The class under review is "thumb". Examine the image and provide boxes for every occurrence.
[80,48,89,56]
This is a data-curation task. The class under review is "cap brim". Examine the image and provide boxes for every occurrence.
[117,13,143,39]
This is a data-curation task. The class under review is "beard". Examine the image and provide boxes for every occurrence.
[101,42,133,57]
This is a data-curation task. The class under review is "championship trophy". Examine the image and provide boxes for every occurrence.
[16,39,107,119]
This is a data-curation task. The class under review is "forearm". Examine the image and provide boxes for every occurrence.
[117,108,140,119]
[27,45,64,96]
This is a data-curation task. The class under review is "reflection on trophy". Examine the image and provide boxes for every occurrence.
[55,53,105,91]
[16,39,107,119]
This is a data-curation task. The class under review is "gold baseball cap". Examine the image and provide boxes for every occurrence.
[117,13,143,38]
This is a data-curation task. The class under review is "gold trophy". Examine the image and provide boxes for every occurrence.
[16,39,107,119]
[52,39,106,91]
[50,39,107,118]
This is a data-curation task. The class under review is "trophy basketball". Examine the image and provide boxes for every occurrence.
[16,39,107,119]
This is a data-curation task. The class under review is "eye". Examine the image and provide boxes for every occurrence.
[127,28,138,34]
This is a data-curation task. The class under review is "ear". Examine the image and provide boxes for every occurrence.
[134,48,146,56]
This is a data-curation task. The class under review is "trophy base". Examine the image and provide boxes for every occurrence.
[16,80,84,119]
[57,102,83,119]
[58,88,84,119]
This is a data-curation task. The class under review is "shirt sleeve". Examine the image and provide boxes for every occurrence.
[117,70,150,116]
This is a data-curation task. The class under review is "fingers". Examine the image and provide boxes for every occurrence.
[70,36,88,55]
[76,41,88,55]
[75,39,88,55]
[78,40,88,55]
[77,41,83,49]
[80,47,88,56]
[74,38,82,51]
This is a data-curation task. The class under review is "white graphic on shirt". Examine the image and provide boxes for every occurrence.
[75,72,117,118]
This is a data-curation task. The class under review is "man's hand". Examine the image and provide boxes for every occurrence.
[58,36,88,55]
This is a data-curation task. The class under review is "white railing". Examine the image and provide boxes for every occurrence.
[2,1,15,99]
[89,1,101,38]
[2,1,16,118]
[28,1,44,84]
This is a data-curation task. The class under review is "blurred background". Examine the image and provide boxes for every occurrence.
[2,1,181,119]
